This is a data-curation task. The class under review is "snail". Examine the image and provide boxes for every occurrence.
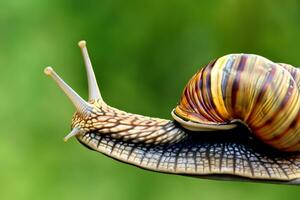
[44,40,300,185]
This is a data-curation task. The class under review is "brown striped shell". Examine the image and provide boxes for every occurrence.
[172,54,300,152]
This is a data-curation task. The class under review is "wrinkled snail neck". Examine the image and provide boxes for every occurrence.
[44,41,186,143]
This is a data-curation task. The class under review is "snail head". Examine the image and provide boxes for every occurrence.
[44,40,105,142]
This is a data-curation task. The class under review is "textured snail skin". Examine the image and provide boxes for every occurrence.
[45,41,300,185]
[73,101,300,185]
[174,54,300,152]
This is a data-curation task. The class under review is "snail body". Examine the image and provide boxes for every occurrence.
[45,41,300,185]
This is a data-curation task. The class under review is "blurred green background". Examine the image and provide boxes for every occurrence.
[1,0,300,199]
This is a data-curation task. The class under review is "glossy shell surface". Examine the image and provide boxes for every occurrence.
[173,54,300,152]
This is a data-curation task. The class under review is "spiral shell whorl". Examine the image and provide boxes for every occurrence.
[174,54,300,152]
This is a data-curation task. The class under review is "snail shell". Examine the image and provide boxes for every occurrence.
[172,54,300,152]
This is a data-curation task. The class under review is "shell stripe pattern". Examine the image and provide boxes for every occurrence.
[174,54,300,151]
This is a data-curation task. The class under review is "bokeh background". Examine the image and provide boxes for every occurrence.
[1,0,300,199]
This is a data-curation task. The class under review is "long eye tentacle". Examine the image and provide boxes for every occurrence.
[78,40,102,101]
[44,66,92,117]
